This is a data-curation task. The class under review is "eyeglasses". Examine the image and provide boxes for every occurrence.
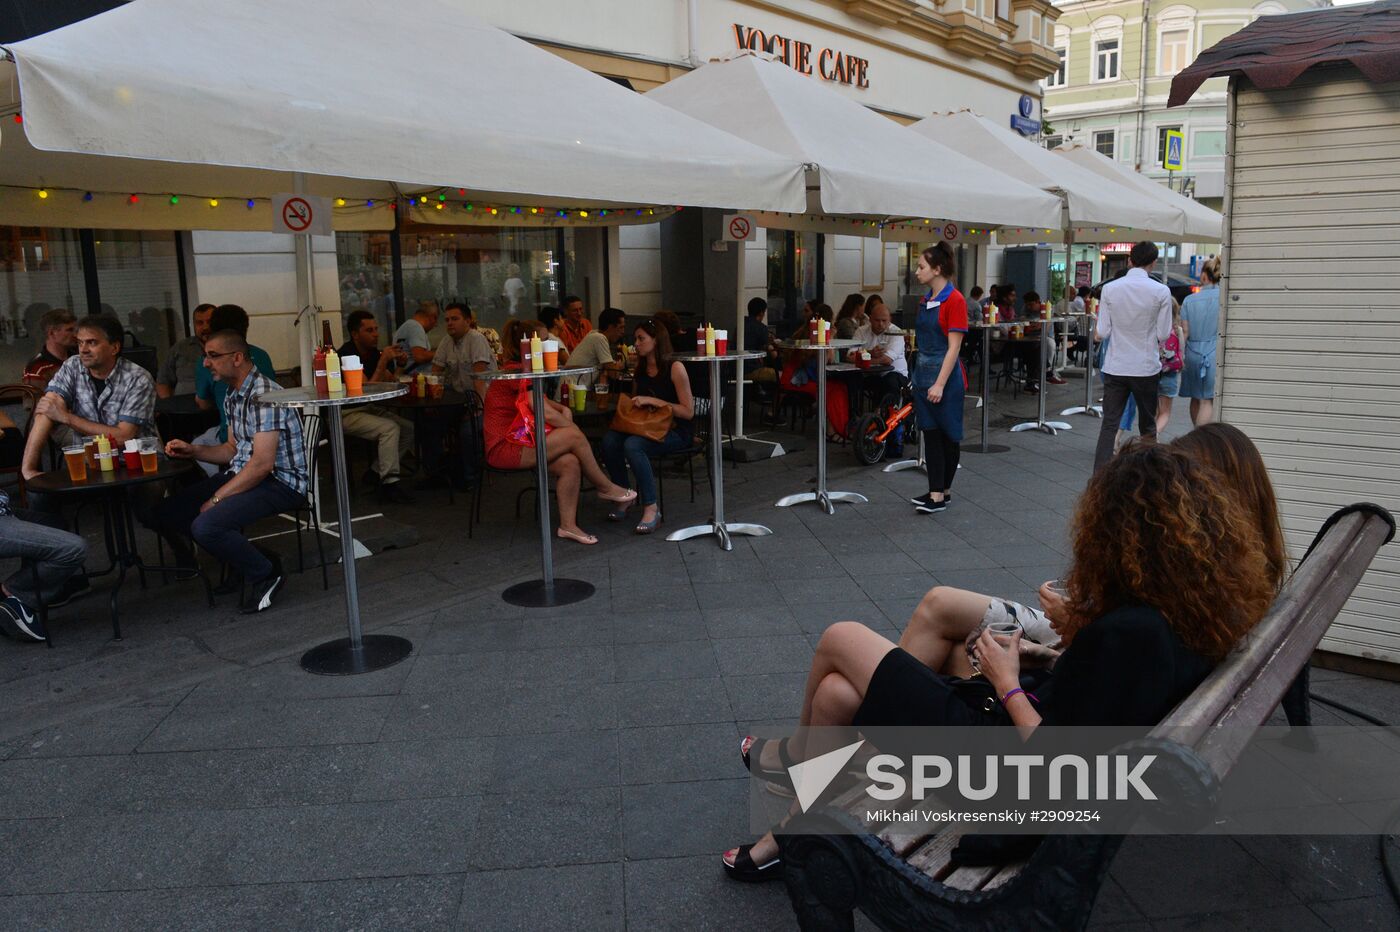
[203,349,239,361]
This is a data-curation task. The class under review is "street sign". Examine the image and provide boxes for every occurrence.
[942,222,959,241]
[721,213,755,241]
[1163,130,1185,171]
[272,193,332,236]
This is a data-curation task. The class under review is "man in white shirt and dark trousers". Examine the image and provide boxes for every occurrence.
[1094,241,1173,469]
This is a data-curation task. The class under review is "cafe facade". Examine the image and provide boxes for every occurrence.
[3,0,1062,372]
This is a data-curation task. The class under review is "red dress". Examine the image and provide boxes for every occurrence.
[779,351,850,438]
[483,364,526,469]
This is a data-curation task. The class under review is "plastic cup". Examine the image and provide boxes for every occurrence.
[573,383,588,412]
[344,366,364,395]
[123,446,142,471]
[428,376,444,399]
[715,331,728,356]
[63,445,87,482]
[1047,578,1069,599]
[543,339,560,371]
[83,438,98,470]
[140,438,159,473]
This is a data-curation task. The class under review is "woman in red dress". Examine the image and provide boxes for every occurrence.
[482,320,636,545]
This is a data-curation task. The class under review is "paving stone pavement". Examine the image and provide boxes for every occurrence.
[1,380,1397,929]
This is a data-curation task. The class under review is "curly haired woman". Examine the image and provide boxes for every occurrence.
[723,441,1278,881]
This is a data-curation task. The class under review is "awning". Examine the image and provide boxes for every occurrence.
[1053,145,1223,243]
[909,111,1184,244]
[0,0,809,230]
[646,53,1063,230]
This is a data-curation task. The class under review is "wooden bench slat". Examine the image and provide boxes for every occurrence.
[943,863,1002,890]
[904,827,965,879]
[983,862,1027,889]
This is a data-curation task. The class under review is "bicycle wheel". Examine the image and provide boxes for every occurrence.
[851,412,887,466]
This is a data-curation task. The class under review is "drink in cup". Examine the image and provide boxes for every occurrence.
[595,378,611,411]
[1046,578,1069,600]
[715,330,728,355]
[63,445,88,482]
[140,437,159,473]
[542,339,560,371]
[342,355,364,396]
[122,439,142,471]
[83,437,98,471]
[572,383,588,412]
[964,617,1022,674]
[428,374,444,398]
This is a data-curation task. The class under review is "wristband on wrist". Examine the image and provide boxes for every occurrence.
[1001,687,1036,705]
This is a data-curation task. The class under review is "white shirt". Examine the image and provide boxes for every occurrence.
[1096,268,1173,377]
[853,324,908,378]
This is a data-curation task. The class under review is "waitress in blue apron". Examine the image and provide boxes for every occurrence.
[910,242,969,514]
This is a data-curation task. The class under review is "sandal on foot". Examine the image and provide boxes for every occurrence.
[740,736,796,787]
[598,488,639,505]
[635,511,661,535]
[722,844,784,883]
[556,528,598,545]
[606,504,630,521]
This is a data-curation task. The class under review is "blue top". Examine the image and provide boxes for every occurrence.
[196,344,276,442]
[1180,285,1220,352]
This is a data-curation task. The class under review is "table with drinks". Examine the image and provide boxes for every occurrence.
[256,380,413,675]
[31,436,213,639]
[774,326,868,515]
[478,363,601,605]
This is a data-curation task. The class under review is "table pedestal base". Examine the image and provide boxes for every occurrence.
[1060,405,1103,418]
[667,522,771,552]
[775,490,868,515]
[1010,420,1073,435]
[961,443,1011,454]
[301,634,414,676]
[882,458,922,473]
[502,578,595,608]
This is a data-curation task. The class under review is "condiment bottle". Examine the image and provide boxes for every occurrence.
[325,346,343,392]
[705,323,716,356]
[313,345,329,394]
[530,333,544,372]
[96,434,114,472]
[415,372,427,398]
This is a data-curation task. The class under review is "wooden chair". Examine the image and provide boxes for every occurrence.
[777,503,1395,931]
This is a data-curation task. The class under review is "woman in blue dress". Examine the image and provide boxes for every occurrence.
[1178,257,1222,426]
[909,242,969,514]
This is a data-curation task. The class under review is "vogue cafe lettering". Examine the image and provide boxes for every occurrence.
[733,24,871,88]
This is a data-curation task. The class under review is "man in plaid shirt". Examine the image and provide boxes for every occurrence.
[156,330,306,614]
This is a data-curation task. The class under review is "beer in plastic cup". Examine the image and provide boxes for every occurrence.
[715,331,728,355]
[83,437,98,470]
[140,438,159,473]
[542,339,560,371]
[428,375,444,398]
[63,445,87,482]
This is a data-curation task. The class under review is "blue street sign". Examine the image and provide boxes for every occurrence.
[1010,115,1041,136]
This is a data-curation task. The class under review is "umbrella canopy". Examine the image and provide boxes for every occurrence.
[0,0,808,230]
[646,53,1063,230]
[910,111,1184,243]
[1054,144,1223,242]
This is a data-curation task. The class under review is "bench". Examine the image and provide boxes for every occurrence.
[777,502,1396,931]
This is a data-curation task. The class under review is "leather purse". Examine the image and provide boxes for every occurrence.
[610,394,673,442]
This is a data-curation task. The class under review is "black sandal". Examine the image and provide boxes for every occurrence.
[722,844,784,883]
[740,736,796,788]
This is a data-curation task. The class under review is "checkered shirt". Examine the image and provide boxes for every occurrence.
[225,370,308,495]
[45,355,158,440]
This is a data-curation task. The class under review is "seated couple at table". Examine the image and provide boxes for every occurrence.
[481,319,637,546]
[722,424,1285,880]
[155,330,307,615]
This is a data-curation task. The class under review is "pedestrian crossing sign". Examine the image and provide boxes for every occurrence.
[1163,130,1185,171]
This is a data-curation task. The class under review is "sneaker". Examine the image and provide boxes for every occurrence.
[1023,382,1040,394]
[240,573,284,614]
[48,575,91,609]
[1047,374,1068,385]
[915,498,948,514]
[0,595,46,642]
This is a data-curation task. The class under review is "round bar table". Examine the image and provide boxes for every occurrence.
[665,351,771,551]
[478,366,598,606]
[258,383,414,675]
[1010,317,1073,435]
[961,322,1012,455]
[1060,312,1103,419]
[773,338,867,514]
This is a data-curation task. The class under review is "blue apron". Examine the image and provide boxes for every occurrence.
[912,284,966,441]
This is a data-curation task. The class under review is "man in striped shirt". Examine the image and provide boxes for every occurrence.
[157,330,306,614]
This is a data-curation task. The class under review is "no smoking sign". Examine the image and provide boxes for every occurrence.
[722,213,756,242]
[272,193,333,236]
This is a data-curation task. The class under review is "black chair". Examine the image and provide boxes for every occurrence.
[289,412,330,590]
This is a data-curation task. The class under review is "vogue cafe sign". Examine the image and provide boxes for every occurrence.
[733,24,871,89]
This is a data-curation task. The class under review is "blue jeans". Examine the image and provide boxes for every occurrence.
[156,471,304,582]
[602,428,693,507]
[0,510,88,605]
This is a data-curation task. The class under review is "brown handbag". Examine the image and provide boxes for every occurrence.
[610,393,674,442]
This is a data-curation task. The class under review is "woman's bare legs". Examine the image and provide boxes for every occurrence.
[1156,395,1174,436]
[519,423,631,499]
[1190,397,1214,426]
[550,452,584,536]
[898,586,994,678]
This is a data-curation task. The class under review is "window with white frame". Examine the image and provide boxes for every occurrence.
[1094,38,1120,81]
[1157,125,1183,165]
[1094,130,1116,159]
[996,0,1010,21]
[1043,135,1063,151]
[1046,45,1068,88]
[1159,28,1190,74]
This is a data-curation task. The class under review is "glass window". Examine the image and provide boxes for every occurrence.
[1159,29,1189,75]
[1094,130,1116,159]
[91,230,183,374]
[1046,47,1068,88]
[1,226,87,382]
[1043,135,1063,151]
[336,226,574,340]
[996,0,1010,20]
[765,230,822,335]
[1094,38,1120,81]
[1193,130,1227,157]
[1157,125,1184,165]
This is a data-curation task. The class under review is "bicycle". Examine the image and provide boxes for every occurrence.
[851,384,913,466]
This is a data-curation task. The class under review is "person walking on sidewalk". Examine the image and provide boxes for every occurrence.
[1093,241,1173,469]
[908,242,968,514]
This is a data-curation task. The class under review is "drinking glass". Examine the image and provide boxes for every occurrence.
[965,618,1022,674]
[63,445,88,482]
[140,438,159,473]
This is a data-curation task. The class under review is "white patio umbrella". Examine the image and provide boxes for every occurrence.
[1054,144,1223,243]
